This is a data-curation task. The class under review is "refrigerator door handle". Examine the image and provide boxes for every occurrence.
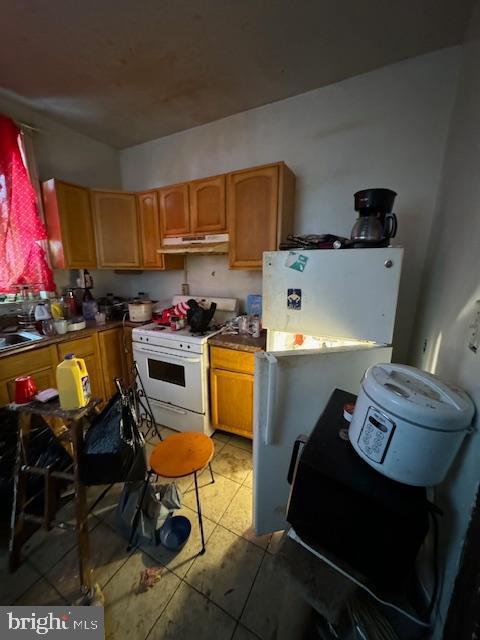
[287,434,309,484]
[264,353,278,445]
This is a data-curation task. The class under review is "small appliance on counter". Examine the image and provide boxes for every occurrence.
[286,389,429,590]
[349,363,474,486]
[128,298,153,322]
[97,294,128,320]
[350,188,398,247]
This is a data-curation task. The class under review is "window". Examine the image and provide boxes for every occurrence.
[0,115,55,295]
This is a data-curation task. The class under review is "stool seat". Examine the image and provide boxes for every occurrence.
[150,432,214,478]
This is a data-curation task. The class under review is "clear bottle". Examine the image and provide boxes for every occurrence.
[238,315,250,335]
[64,289,77,319]
[251,315,261,338]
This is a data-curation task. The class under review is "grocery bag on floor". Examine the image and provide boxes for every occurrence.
[115,481,182,547]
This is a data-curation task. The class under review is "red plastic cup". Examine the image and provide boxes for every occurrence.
[14,376,38,404]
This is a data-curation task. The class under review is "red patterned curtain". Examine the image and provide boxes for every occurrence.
[0,115,55,293]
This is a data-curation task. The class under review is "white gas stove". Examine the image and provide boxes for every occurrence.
[132,296,238,434]
[132,323,223,353]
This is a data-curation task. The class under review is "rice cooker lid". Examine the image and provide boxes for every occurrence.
[362,364,474,431]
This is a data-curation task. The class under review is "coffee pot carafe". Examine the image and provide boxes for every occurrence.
[351,188,397,246]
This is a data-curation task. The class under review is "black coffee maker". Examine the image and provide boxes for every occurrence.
[350,188,397,247]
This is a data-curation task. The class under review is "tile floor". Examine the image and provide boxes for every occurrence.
[0,427,286,640]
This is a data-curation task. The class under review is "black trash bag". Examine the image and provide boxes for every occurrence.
[80,393,147,485]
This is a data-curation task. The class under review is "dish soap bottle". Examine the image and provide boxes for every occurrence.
[56,353,91,410]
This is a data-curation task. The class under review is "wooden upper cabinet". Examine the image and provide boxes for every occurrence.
[92,191,140,268]
[138,191,164,268]
[228,163,295,269]
[137,191,185,271]
[42,179,97,269]
[228,165,279,269]
[159,184,190,237]
[189,176,226,234]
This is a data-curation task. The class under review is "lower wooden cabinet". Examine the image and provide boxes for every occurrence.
[209,346,255,439]
[210,368,254,438]
[0,326,136,408]
[123,327,135,386]
[0,345,58,404]
[98,328,125,398]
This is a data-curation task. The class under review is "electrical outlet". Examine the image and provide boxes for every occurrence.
[468,300,480,353]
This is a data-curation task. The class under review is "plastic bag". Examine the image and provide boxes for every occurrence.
[115,481,182,547]
[80,393,147,485]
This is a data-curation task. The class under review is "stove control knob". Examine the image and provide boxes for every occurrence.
[180,344,183,348]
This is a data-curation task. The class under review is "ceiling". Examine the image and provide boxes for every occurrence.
[0,0,474,149]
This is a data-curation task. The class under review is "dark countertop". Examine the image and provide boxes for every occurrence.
[0,319,144,360]
[208,330,267,353]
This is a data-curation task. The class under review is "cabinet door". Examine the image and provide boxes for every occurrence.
[92,191,140,267]
[82,353,105,401]
[123,327,134,386]
[6,368,56,403]
[190,176,226,234]
[138,191,164,269]
[159,184,190,237]
[43,179,97,269]
[228,165,279,269]
[98,328,125,399]
[210,368,253,438]
[1,346,58,406]
[0,383,9,406]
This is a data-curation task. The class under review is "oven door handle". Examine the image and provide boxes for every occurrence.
[154,401,188,415]
[133,345,201,364]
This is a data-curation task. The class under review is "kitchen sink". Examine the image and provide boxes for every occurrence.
[0,331,44,351]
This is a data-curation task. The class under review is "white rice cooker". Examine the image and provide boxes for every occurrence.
[128,300,153,323]
[349,363,474,486]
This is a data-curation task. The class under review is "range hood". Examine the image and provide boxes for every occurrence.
[159,233,229,255]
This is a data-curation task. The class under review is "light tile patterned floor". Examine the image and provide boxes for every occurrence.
[1,430,285,640]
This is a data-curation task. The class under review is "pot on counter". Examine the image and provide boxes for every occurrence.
[128,300,153,323]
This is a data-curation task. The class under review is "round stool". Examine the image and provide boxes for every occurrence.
[128,433,215,554]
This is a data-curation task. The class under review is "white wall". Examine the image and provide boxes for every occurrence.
[120,48,460,359]
[410,2,480,633]
[0,90,121,187]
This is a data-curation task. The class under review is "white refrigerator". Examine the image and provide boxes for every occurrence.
[253,248,403,535]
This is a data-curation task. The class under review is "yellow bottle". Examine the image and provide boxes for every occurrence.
[56,353,91,410]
